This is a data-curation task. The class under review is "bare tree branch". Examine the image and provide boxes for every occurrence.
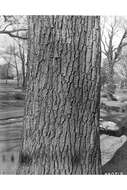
[2,23,12,31]
[0,16,28,40]
[0,30,28,40]
[2,28,28,33]
[114,30,127,61]
[104,35,109,49]
[101,37,108,56]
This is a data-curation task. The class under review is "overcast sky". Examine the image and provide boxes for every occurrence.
[0,34,14,65]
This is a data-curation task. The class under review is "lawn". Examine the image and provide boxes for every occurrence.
[0,80,24,174]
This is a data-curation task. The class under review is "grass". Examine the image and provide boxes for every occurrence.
[0,80,24,174]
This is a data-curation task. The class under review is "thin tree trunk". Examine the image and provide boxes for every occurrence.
[17,16,102,174]
[107,61,115,94]
[6,62,9,84]
[104,58,116,99]
[21,59,26,88]
[14,55,20,87]
[19,43,26,89]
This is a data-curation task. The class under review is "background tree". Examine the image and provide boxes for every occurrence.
[17,40,27,88]
[115,52,127,88]
[0,16,28,40]
[0,41,27,88]
[0,16,28,88]
[17,16,102,174]
[0,63,14,81]
[0,53,14,84]
[101,66,108,90]
[101,17,127,99]
[3,44,20,86]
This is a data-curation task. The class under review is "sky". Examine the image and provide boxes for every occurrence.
[0,34,14,65]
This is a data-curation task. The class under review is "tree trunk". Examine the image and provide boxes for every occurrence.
[17,16,102,174]
[106,61,116,95]
[21,59,26,88]
[19,43,26,89]
[14,56,20,87]
[5,63,9,84]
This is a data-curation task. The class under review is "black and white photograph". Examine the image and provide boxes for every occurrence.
[0,14,127,176]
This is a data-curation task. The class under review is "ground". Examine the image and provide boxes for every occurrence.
[0,80,127,174]
[101,89,127,174]
[0,80,24,174]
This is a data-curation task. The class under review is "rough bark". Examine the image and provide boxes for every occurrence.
[17,16,102,174]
